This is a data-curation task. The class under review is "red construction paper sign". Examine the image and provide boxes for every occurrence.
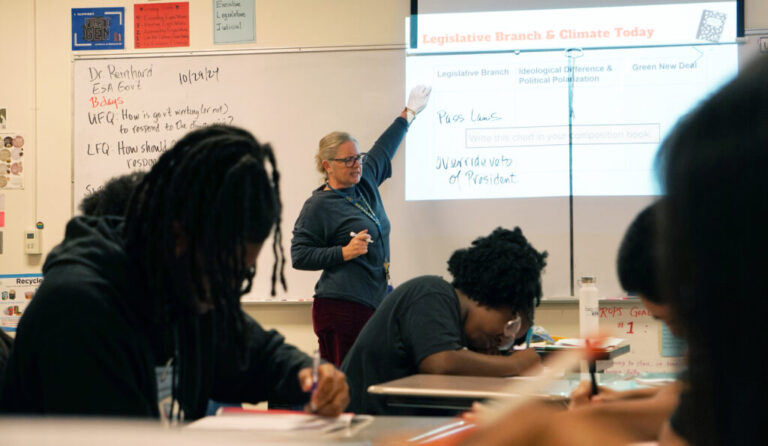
[134,2,189,49]
[0,211,4,228]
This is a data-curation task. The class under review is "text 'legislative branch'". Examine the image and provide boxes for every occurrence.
[422,27,656,46]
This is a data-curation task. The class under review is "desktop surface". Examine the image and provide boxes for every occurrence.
[368,369,666,414]
[1,415,461,445]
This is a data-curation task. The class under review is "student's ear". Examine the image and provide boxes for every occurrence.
[173,222,186,256]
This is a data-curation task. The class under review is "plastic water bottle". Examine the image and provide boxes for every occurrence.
[578,276,600,339]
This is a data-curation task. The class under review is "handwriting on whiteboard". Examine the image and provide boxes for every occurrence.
[600,305,655,335]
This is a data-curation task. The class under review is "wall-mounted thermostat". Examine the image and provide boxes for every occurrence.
[24,228,41,255]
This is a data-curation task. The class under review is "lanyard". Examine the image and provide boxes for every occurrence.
[326,182,391,284]
[326,182,382,234]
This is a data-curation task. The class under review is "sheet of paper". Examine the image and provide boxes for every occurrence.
[187,412,368,434]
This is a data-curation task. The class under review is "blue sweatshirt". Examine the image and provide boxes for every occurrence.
[291,117,408,309]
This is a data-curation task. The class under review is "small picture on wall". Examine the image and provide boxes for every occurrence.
[0,133,24,190]
[0,108,6,129]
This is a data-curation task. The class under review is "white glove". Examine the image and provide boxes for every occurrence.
[406,85,432,115]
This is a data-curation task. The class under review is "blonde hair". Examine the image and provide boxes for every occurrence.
[315,132,358,180]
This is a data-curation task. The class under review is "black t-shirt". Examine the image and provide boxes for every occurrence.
[340,275,463,415]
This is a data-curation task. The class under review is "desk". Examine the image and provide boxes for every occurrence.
[535,341,631,372]
[1,416,461,445]
[368,371,653,414]
[344,415,460,443]
[534,342,630,361]
[368,374,573,413]
[188,413,461,443]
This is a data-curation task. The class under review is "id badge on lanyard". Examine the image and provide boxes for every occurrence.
[327,182,393,292]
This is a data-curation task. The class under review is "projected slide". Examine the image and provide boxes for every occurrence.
[404,2,739,200]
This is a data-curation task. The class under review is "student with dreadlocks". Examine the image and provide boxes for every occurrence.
[0,125,349,420]
[76,170,212,415]
[341,227,545,415]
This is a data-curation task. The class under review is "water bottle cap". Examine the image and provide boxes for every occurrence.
[580,276,597,284]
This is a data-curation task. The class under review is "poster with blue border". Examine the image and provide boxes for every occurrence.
[0,273,42,332]
[72,7,125,51]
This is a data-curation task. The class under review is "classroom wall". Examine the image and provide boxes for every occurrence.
[748,0,768,28]
[0,0,408,352]
[1,0,767,358]
[0,1,38,273]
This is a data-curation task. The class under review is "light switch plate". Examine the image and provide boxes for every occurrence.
[24,228,41,255]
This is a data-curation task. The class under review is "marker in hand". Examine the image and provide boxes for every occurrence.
[585,339,599,397]
[350,231,374,244]
[524,326,534,349]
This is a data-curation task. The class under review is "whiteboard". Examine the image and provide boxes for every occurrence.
[75,46,737,303]
[73,48,408,302]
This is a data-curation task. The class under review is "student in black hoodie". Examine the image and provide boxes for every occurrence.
[0,125,348,421]
[0,329,11,376]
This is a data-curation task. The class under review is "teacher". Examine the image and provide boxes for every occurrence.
[291,85,431,366]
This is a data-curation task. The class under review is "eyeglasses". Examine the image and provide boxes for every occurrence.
[503,315,523,338]
[498,314,523,351]
[329,153,368,167]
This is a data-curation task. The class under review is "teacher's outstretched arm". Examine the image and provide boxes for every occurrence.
[366,85,433,184]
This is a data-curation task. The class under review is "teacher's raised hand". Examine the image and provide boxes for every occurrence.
[405,85,432,121]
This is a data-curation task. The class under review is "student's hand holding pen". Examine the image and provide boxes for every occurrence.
[568,381,663,409]
[298,362,350,417]
[509,348,543,376]
[341,229,371,261]
[568,381,621,408]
